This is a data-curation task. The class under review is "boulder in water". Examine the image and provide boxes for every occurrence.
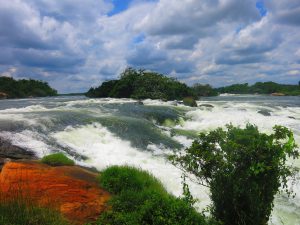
[183,97,197,107]
[199,104,214,108]
[257,110,271,116]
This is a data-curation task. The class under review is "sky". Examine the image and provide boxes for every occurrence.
[0,0,300,93]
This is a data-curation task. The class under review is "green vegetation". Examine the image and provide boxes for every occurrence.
[41,153,75,166]
[0,199,68,225]
[86,68,197,100]
[216,81,300,95]
[183,96,198,107]
[171,124,299,225]
[0,77,57,98]
[192,83,218,97]
[97,165,213,225]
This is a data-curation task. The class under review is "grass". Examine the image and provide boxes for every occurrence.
[97,165,212,225]
[0,199,69,225]
[41,153,75,166]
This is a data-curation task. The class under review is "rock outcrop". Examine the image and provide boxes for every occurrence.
[0,138,37,170]
[0,92,8,99]
[257,109,272,116]
[271,92,285,96]
[0,161,110,224]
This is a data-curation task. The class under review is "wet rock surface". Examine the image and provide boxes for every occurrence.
[199,104,214,108]
[257,109,272,116]
[0,138,37,170]
[0,161,110,224]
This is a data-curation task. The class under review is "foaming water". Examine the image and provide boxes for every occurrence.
[0,95,299,224]
[50,122,210,211]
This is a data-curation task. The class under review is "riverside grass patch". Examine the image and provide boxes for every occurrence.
[41,153,75,166]
[0,199,68,225]
[97,165,214,225]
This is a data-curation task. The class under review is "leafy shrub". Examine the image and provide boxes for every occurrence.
[183,96,197,107]
[0,200,68,225]
[41,153,75,166]
[171,124,299,225]
[99,165,166,195]
[97,166,211,225]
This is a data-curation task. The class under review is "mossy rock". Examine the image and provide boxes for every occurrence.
[183,97,197,107]
[41,153,75,166]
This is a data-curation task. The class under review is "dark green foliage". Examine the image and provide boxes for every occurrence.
[216,81,300,95]
[41,153,75,166]
[86,68,196,100]
[0,77,57,98]
[183,96,198,107]
[0,200,68,225]
[171,124,299,225]
[97,166,211,225]
[192,83,218,97]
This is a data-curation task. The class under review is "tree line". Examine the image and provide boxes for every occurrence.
[216,81,300,95]
[0,77,57,98]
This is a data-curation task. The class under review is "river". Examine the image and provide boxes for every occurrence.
[0,95,299,224]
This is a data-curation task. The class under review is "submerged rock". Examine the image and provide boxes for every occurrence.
[137,100,144,105]
[199,104,214,108]
[0,161,110,224]
[257,110,272,116]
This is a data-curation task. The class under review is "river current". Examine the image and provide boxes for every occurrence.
[0,95,299,224]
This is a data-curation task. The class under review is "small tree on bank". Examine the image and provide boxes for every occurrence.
[171,124,299,225]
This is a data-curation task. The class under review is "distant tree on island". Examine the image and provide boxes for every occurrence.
[216,81,300,96]
[192,83,218,97]
[0,77,57,99]
[87,68,205,100]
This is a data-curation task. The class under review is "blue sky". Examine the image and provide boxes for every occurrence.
[0,0,299,93]
[108,0,132,16]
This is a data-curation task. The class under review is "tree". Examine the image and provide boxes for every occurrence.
[192,83,218,97]
[171,124,299,225]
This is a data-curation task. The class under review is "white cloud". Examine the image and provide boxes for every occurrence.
[0,0,299,93]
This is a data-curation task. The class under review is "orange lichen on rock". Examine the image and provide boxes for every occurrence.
[0,161,110,224]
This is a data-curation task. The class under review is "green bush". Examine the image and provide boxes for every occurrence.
[41,153,75,166]
[183,96,197,107]
[171,124,299,225]
[98,165,166,195]
[0,200,68,225]
[97,166,212,225]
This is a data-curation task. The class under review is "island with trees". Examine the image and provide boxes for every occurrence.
[0,77,57,99]
[86,68,217,105]
[216,81,300,96]
[86,68,300,101]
